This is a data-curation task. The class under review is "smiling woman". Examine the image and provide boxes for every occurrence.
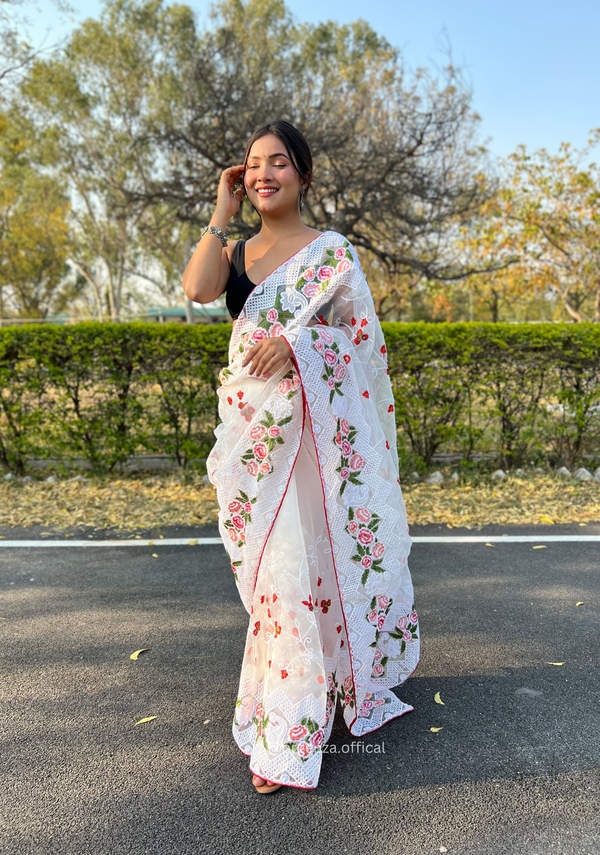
[183,120,420,795]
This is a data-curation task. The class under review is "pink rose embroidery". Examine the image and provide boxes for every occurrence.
[270,322,284,337]
[373,649,382,662]
[340,418,350,434]
[403,630,412,641]
[328,377,335,389]
[334,247,345,260]
[335,431,342,445]
[246,460,259,476]
[228,528,237,542]
[268,425,280,438]
[356,507,371,524]
[349,453,364,471]
[358,528,374,545]
[228,501,242,513]
[372,542,385,559]
[318,329,333,344]
[336,258,351,274]
[259,460,271,474]
[251,328,267,343]
[372,662,384,676]
[323,349,337,366]
[377,595,389,609]
[303,282,320,298]
[340,467,349,479]
[397,616,408,630]
[410,611,419,623]
[266,308,278,323]
[288,724,308,741]
[318,265,335,281]
[361,556,372,568]
[315,339,324,352]
[253,442,268,460]
[297,741,311,758]
[348,520,359,534]
[341,440,352,456]
[361,700,373,710]
[250,425,266,440]
[334,364,346,381]
[232,515,244,530]
[377,615,385,630]
[278,378,293,394]
[310,730,324,747]
[244,502,252,513]
[368,609,378,623]
[303,267,315,281]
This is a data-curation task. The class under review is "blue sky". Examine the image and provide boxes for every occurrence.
[20,0,600,162]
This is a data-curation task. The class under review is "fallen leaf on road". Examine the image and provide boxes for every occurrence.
[576,601,584,606]
[546,662,564,666]
[152,553,158,558]
[188,539,199,545]
[134,716,157,726]
[539,515,554,524]
[430,727,443,732]
[485,543,494,547]
[532,545,546,549]
[434,692,445,705]
[130,648,151,660]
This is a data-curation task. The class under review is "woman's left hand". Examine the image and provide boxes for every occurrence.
[242,335,293,377]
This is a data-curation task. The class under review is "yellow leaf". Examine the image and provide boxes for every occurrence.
[65,533,73,537]
[434,691,445,705]
[446,523,453,529]
[188,539,198,545]
[579,522,587,526]
[130,648,151,660]
[148,541,154,546]
[152,553,158,558]
[539,515,554,524]
[485,543,494,547]
[134,716,157,726]
[546,662,564,666]
[576,601,584,606]
[532,545,546,549]
[430,727,443,732]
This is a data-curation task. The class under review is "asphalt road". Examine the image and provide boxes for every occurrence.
[1,521,599,855]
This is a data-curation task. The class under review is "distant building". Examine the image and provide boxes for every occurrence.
[144,305,230,324]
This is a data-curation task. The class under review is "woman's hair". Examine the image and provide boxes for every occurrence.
[242,120,313,202]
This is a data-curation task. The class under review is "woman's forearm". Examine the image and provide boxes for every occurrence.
[182,210,230,303]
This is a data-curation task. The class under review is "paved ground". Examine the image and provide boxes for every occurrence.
[1,522,599,855]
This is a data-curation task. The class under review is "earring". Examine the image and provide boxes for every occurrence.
[299,187,305,210]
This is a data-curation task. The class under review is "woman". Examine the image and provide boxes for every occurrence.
[183,120,420,794]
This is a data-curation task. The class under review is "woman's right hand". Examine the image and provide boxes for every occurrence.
[215,164,246,221]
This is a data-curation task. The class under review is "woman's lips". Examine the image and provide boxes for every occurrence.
[256,188,279,197]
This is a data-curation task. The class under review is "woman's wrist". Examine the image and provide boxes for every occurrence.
[210,209,231,231]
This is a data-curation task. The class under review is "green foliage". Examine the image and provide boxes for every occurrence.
[2,322,600,475]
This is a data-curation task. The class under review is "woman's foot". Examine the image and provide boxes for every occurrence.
[252,773,282,793]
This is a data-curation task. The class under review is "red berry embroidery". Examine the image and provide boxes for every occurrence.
[253,621,261,636]
[227,396,233,405]
[268,660,272,668]
[237,391,243,399]
[343,354,351,364]
[336,624,342,633]
[385,440,390,449]
[361,318,368,327]
[272,593,278,602]
[380,344,387,354]
[351,317,356,326]
[320,599,331,614]
[281,669,289,679]
[362,390,369,398]
[317,576,322,586]
[388,404,394,412]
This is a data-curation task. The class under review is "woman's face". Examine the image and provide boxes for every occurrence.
[244,134,303,216]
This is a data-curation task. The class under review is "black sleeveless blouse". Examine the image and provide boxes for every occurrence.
[225,240,255,320]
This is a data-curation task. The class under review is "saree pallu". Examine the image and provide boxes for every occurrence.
[207,231,420,790]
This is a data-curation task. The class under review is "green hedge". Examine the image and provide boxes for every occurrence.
[1,321,600,475]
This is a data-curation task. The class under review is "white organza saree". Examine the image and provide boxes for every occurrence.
[207,230,420,790]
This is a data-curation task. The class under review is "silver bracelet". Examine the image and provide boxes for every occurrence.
[200,225,228,246]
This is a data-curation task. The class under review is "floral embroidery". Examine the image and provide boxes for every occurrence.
[368,601,419,679]
[278,368,301,399]
[253,702,270,750]
[325,671,339,727]
[301,593,331,613]
[333,417,364,496]
[310,328,346,405]
[387,605,419,655]
[351,317,369,345]
[366,594,394,676]
[240,410,292,481]
[342,674,355,710]
[345,506,386,586]
[224,491,257,547]
[284,718,324,761]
